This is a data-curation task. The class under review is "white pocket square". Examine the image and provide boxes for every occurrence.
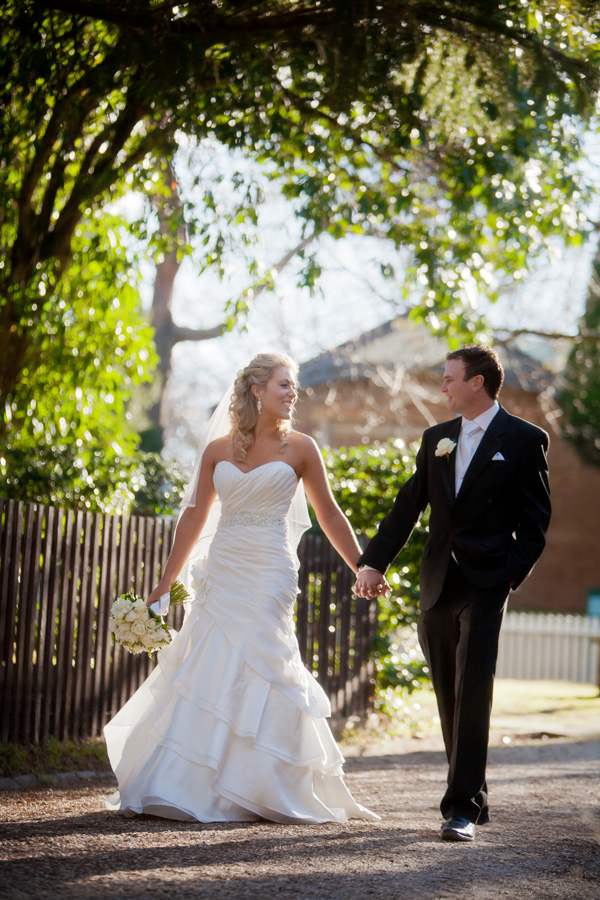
[492,452,505,461]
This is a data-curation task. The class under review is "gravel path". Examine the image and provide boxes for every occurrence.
[1,734,599,900]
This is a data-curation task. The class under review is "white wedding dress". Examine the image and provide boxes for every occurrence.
[104,460,378,823]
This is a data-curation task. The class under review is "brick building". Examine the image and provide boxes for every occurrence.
[294,316,600,615]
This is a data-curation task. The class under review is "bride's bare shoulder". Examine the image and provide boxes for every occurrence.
[203,435,233,463]
[288,430,320,455]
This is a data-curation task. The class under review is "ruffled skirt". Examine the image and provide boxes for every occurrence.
[104,599,378,824]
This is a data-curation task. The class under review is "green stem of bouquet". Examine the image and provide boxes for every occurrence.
[167,579,191,607]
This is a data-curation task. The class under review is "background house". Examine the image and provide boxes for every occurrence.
[294,316,600,615]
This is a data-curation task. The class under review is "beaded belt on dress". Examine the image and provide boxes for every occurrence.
[220,511,287,528]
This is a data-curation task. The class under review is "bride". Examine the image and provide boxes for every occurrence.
[104,352,379,824]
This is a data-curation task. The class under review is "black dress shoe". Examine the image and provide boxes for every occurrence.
[441,816,476,842]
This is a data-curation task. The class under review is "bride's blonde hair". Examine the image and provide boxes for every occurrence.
[229,352,298,462]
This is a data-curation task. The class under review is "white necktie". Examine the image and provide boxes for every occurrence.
[455,420,482,494]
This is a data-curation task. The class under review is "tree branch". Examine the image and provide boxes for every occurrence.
[32,0,337,36]
[40,108,166,264]
[18,47,122,220]
[242,232,319,304]
[170,232,320,348]
[391,2,593,81]
[173,323,226,344]
[494,328,600,344]
[32,0,596,90]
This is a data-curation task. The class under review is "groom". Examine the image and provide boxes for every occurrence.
[354,346,551,842]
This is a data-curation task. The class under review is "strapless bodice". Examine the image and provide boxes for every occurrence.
[213,460,299,522]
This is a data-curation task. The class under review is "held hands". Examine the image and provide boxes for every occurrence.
[353,568,391,599]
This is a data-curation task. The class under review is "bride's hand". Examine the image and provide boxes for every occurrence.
[353,569,391,599]
[146,583,172,608]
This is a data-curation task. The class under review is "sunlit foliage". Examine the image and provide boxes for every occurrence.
[2,1,599,506]
[321,442,431,696]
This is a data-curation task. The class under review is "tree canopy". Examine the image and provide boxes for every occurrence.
[2,0,600,507]
[560,244,600,466]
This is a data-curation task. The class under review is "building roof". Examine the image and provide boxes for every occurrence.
[299,316,553,394]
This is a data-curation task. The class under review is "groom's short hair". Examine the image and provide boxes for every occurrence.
[446,346,504,400]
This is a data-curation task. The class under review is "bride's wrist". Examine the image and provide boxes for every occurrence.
[151,580,172,600]
[158,577,175,591]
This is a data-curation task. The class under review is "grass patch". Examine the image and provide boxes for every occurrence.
[389,679,600,731]
[491,679,600,715]
[0,736,109,778]
[338,679,600,746]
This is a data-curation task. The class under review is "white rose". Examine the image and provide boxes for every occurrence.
[435,438,457,458]
[110,590,173,654]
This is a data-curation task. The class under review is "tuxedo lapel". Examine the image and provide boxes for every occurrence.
[455,407,506,501]
[440,419,461,504]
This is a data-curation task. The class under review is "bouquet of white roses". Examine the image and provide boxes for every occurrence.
[108,580,190,655]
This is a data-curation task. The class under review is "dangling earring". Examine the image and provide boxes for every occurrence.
[257,398,262,415]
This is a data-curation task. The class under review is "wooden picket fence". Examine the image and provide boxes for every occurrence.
[496,611,600,685]
[0,498,377,745]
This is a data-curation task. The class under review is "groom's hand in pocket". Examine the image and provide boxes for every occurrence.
[353,568,390,599]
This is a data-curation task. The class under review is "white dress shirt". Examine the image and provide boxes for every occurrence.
[455,401,500,495]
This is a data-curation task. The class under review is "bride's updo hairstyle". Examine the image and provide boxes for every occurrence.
[229,352,298,462]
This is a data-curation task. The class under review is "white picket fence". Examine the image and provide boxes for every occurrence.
[496,611,600,685]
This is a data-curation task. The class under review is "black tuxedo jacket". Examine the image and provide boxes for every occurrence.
[358,407,551,610]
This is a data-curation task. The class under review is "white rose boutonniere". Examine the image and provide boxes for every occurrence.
[435,437,457,460]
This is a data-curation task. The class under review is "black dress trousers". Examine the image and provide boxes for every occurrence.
[417,559,510,823]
